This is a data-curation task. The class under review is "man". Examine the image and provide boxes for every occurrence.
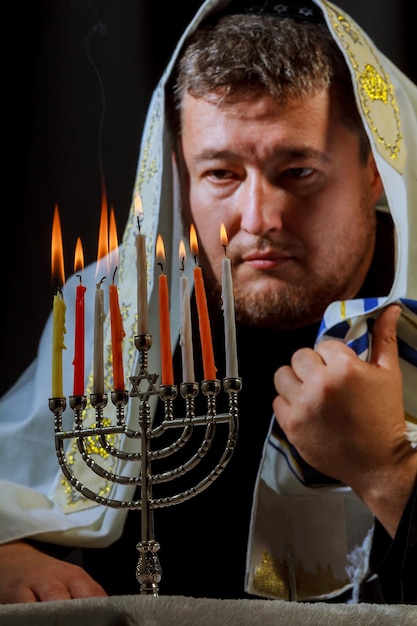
[0,0,416,604]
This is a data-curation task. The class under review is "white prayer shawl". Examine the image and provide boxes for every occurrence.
[0,0,416,602]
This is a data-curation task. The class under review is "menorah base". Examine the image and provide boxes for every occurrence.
[136,540,162,595]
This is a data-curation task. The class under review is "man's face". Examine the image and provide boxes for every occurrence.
[179,90,383,328]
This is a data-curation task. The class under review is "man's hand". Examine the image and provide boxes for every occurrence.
[273,305,417,537]
[0,540,107,603]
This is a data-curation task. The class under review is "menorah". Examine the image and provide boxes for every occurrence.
[49,333,241,596]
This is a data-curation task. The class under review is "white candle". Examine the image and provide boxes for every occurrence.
[180,273,195,383]
[179,240,195,382]
[136,232,148,335]
[93,279,106,394]
[221,225,238,378]
[135,195,148,335]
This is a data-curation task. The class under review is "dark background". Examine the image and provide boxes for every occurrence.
[2,0,415,397]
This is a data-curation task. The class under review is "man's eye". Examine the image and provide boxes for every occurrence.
[207,169,235,180]
[284,167,315,178]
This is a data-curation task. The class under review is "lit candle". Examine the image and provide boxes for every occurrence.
[73,237,86,396]
[135,195,148,335]
[51,205,66,397]
[108,205,117,279]
[190,225,217,380]
[157,234,174,385]
[220,224,238,378]
[97,189,110,277]
[94,201,110,395]
[179,240,195,383]
[52,293,66,397]
[109,267,126,391]
[93,277,106,394]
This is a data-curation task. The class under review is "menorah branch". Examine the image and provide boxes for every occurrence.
[49,335,241,595]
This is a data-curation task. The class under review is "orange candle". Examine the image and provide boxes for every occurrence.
[72,238,86,396]
[51,205,66,397]
[190,225,216,380]
[109,269,126,391]
[157,234,174,385]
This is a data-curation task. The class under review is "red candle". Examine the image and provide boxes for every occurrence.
[109,270,126,391]
[93,279,105,394]
[72,237,86,396]
[157,234,174,385]
[190,225,216,380]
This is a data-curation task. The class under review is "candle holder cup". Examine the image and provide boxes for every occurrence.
[49,333,241,595]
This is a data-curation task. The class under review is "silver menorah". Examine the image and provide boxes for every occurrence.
[48,333,241,596]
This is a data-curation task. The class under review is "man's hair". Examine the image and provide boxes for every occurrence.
[168,13,370,160]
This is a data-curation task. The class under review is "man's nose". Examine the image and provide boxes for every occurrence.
[239,175,285,236]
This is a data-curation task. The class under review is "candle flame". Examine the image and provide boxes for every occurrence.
[74,237,84,274]
[220,223,228,247]
[178,239,186,263]
[108,207,119,282]
[109,206,119,271]
[109,207,118,252]
[156,234,165,263]
[51,204,65,287]
[190,224,199,257]
[95,193,109,279]
[134,194,143,220]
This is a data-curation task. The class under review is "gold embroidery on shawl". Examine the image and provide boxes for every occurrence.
[361,64,388,104]
[59,418,115,502]
[253,551,290,600]
[253,549,348,600]
[321,2,404,173]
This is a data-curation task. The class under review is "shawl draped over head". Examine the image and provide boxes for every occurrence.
[0,0,416,602]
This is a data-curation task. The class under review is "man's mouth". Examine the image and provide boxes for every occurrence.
[241,249,295,270]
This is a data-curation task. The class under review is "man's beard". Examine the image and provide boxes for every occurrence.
[232,277,348,330]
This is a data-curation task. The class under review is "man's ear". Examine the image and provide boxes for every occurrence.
[368,152,384,203]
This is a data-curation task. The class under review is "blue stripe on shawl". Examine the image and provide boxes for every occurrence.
[347,332,370,356]
[398,337,417,367]
[364,297,379,311]
[269,421,341,488]
[320,320,351,339]
[400,298,417,314]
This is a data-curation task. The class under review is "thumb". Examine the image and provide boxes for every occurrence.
[370,304,401,367]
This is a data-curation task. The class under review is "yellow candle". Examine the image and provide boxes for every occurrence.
[52,292,66,397]
[51,205,66,397]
